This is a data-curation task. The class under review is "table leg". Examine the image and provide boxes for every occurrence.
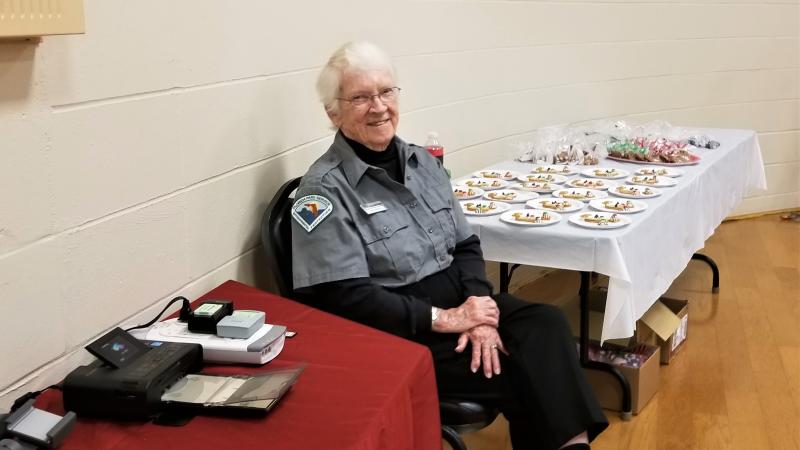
[579,271,633,421]
[500,262,510,293]
[691,253,720,293]
[498,263,521,294]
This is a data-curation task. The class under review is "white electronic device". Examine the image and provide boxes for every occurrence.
[138,318,286,365]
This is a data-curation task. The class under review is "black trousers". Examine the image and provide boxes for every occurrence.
[393,268,608,450]
[432,294,607,449]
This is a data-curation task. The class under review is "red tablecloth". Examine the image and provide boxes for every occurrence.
[38,280,442,450]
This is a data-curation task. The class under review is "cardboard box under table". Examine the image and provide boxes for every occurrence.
[563,289,661,414]
[583,343,660,414]
[567,287,689,364]
[635,297,688,365]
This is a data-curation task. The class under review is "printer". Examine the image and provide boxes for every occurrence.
[63,328,202,419]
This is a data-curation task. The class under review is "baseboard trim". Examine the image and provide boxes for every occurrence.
[725,208,800,222]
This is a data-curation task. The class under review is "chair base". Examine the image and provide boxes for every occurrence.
[439,399,499,450]
[442,425,467,450]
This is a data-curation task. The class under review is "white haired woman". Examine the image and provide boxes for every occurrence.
[290,41,608,450]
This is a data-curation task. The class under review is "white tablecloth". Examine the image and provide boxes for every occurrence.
[462,129,767,342]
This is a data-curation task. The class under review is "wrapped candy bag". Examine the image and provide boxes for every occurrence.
[514,141,535,162]
[688,135,720,149]
[584,342,656,369]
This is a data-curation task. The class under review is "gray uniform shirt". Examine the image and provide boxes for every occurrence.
[291,132,474,290]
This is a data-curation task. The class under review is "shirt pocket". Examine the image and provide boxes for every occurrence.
[354,211,414,284]
[421,185,457,250]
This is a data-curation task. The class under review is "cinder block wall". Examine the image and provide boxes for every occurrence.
[1,0,797,408]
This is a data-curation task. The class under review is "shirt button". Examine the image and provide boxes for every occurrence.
[438,255,446,261]
[410,201,418,208]
[383,226,391,234]
[406,176,412,181]
[427,227,434,233]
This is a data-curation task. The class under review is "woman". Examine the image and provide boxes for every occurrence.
[290,41,607,450]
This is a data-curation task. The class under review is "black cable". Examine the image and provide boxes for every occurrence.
[9,299,190,412]
[10,385,62,413]
[124,296,192,332]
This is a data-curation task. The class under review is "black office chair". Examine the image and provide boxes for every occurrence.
[261,177,499,450]
[261,177,302,300]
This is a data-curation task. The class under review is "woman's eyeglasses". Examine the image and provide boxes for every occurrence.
[338,87,401,108]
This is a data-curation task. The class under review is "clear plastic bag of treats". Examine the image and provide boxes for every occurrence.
[688,134,721,149]
[637,121,723,153]
[607,119,634,142]
[581,143,600,165]
[583,119,630,149]
[639,119,673,140]
[573,130,601,164]
[554,141,572,164]
[533,126,562,164]
[537,142,557,164]
[553,129,584,164]
[514,140,535,162]
[572,122,609,165]
[516,127,563,164]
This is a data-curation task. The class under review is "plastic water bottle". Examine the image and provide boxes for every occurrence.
[424,132,444,163]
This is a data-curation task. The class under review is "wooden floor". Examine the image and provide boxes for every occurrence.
[447,213,800,450]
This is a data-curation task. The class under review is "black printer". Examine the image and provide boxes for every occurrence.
[63,328,202,419]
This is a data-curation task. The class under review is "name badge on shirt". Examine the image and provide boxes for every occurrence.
[360,201,387,215]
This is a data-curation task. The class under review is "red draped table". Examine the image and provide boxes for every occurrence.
[36,280,442,450]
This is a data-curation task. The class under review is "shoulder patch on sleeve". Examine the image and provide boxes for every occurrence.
[291,195,334,233]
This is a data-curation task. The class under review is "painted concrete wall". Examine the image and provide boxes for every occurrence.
[1,0,797,408]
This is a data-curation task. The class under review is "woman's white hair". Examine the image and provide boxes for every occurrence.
[316,41,396,116]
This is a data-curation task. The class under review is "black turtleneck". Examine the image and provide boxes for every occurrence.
[342,134,404,183]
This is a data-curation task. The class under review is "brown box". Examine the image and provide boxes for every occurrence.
[583,343,661,414]
[635,297,688,365]
[567,285,689,365]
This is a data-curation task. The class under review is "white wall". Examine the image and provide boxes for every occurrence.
[1,0,797,408]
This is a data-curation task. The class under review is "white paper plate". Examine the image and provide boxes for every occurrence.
[530,164,579,176]
[610,185,663,199]
[526,198,585,213]
[515,181,559,193]
[580,167,629,179]
[460,177,509,191]
[500,209,562,226]
[473,169,518,181]
[552,188,608,201]
[589,198,648,214]
[566,178,618,191]
[517,173,568,184]
[634,166,684,177]
[483,189,538,203]
[460,200,511,216]
[452,185,484,200]
[625,175,677,188]
[569,212,632,229]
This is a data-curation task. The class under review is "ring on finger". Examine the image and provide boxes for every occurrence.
[490,344,498,350]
